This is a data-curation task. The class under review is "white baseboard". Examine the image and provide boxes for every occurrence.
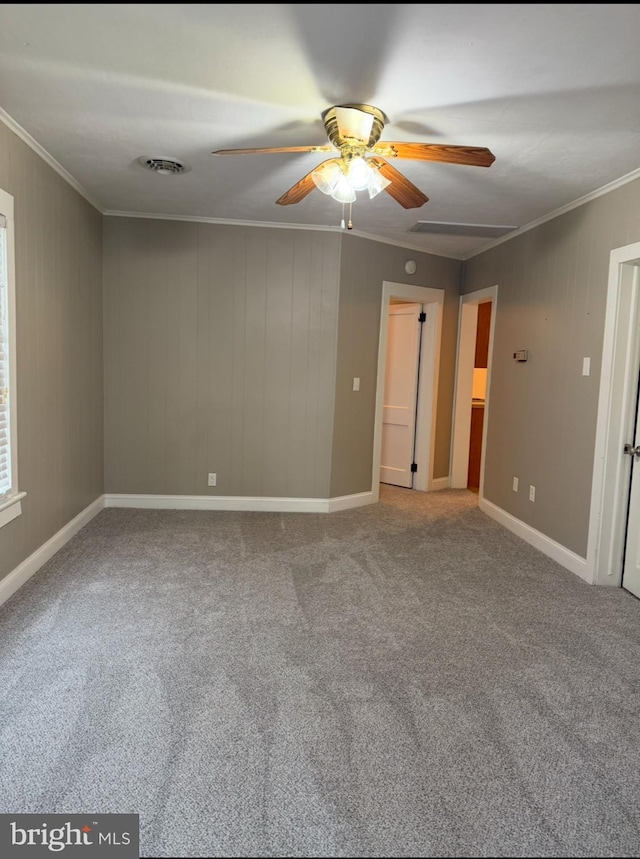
[328,491,375,512]
[104,491,375,514]
[0,495,106,608]
[0,490,375,608]
[0,491,594,610]
[430,477,451,490]
[479,497,592,583]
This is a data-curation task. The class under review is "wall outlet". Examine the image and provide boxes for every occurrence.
[513,476,519,492]
[207,473,217,487]
[529,484,535,502]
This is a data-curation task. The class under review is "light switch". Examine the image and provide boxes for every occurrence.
[353,377,360,391]
[582,357,590,376]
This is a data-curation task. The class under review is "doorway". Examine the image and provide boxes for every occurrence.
[371,281,445,501]
[467,301,492,493]
[450,286,497,496]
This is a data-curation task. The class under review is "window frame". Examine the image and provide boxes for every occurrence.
[0,186,25,528]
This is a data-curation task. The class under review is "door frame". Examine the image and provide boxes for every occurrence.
[372,281,445,500]
[588,241,640,587]
[450,285,498,495]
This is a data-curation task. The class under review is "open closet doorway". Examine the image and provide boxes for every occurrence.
[450,286,498,496]
[371,281,445,501]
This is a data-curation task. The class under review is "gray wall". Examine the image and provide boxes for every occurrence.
[330,235,462,497]
[463,177,640,557]
[103,218,341,498]
[0,122,104,583]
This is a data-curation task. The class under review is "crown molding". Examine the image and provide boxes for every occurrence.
[343,228,465,260]
[104,211,463,259]
[462,166,640,261]
[103,210,344,234]
[0,107,105,214]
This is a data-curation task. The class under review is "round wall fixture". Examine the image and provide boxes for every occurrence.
[137,156,190,175]
[404,260,417,275]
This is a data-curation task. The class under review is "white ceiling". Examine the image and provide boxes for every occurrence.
[2,3,640,259]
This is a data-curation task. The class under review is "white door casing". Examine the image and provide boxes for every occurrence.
[380,303,422,487]
[588,242,640,587]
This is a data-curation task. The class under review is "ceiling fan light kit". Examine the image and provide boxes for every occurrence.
[212,103,495,227]
[310,156,391,204]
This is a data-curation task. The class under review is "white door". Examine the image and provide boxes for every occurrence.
[380,303,423,488]
[622,380,640,597]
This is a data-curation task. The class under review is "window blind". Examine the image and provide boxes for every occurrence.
[0,215,10,496]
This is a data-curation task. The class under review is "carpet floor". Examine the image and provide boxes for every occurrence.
[1,485,640,857]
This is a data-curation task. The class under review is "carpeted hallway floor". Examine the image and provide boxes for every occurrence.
[1,485,640,858]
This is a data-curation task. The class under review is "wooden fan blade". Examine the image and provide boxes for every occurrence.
[212,145,334,155]
[275,158,339,206]
[373,142,495,168]
[369,157,429,209]
[276,173,317,206]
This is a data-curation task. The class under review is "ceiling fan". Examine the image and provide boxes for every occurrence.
[212,103,495,211]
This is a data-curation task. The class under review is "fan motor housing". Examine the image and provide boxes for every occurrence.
[322,104,389,149]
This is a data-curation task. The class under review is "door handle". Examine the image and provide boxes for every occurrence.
[624,443,640,457]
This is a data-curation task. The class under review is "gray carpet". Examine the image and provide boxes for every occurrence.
[1,485,640,858]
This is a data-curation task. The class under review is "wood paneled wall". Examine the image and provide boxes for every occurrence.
[463,177,640,556]
[331,235,463,496]
[0,121,104,584]
[104,219,341,499]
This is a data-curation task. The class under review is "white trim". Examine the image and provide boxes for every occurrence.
[104,492,375,514]
[0,108,104,214]
[327,491,375,512]
[372,282,445,499]
[463,166,640,261]
[430,477,450,490]
[0,186,22,525]
[479,497,591,584]
[0,490,26,528]
[104,210,343,233]
[0,495,105,608]
[343,230,464,259]
[450,286,498,494]
[104,213,462,257]
[587,242,640,587]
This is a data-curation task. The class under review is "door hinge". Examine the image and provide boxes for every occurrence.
[418,311,426,323]
[411,462,418,473]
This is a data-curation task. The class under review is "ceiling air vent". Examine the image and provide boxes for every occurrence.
[138,156,189,176]
[408,221,517,238]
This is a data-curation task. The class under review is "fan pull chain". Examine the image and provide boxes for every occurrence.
[340,203,345,230]
[347,202,353,230]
